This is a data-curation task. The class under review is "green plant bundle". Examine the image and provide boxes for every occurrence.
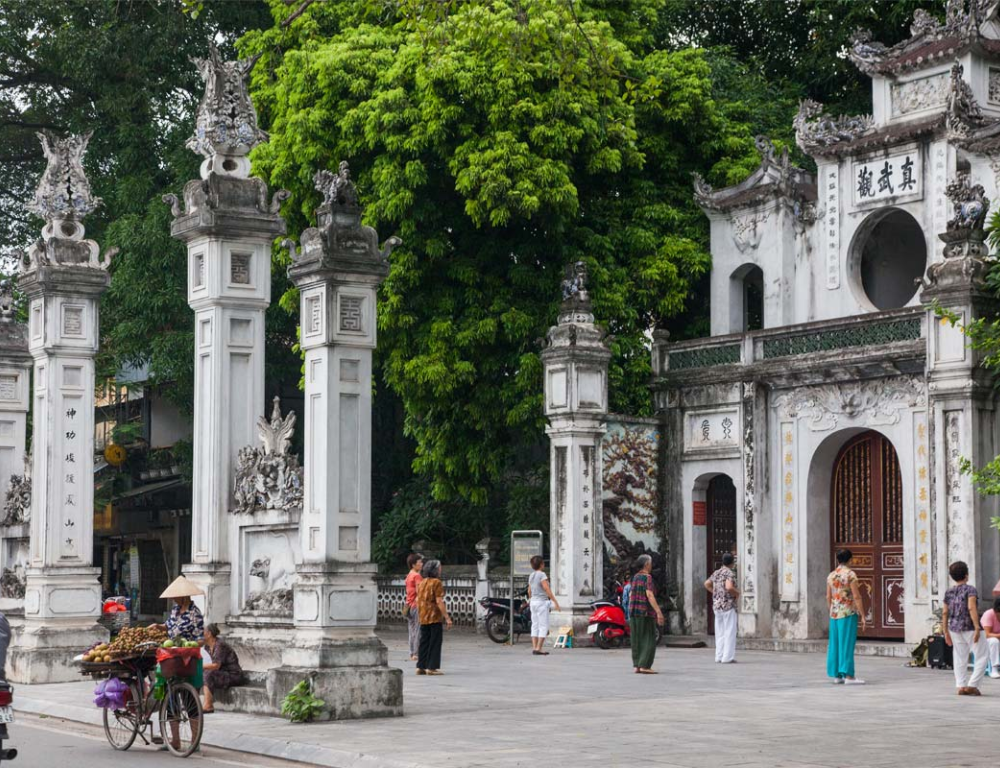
[280,679,325,723]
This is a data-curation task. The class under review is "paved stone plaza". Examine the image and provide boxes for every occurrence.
[15,629,998,768]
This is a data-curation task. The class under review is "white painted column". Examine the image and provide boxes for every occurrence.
[542,263,611,638]
[9,131,112,682]
[0,308,31,613]
[165,44,287,621]
[280,162,401,718]
[920,171,999,615]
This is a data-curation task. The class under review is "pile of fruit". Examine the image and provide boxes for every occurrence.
[82,624,169,663]
[161,639,200,649]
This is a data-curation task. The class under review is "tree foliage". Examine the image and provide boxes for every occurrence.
[242,0,767,504]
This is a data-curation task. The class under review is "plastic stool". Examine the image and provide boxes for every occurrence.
[552,626,573,649]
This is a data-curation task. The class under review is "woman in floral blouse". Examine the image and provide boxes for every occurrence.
[160,576,205,643]
[826,549,867,685]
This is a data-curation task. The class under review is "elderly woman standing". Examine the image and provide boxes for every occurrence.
[416,559,452,676]
[628,554,664,674]
[202,624,244,713]
[160,576,205,643]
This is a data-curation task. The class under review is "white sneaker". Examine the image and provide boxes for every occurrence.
[989,670,1000,679]
[845,678,866,685]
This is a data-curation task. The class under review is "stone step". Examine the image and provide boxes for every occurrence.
[213,683,273,716]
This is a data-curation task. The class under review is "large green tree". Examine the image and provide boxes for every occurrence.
[241,0,768,508]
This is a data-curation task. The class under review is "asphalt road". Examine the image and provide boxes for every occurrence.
[4,714,307,768]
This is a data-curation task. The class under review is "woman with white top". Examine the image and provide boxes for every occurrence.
[527,555,560,656]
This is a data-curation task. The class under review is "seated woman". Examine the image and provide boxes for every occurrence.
[202,623,244,713]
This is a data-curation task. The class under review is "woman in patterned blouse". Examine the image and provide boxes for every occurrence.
[159,576,205,643]
[826,549,867,685]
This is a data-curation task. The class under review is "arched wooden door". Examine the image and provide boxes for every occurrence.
[831,432,904,639]
[706,475,737,635]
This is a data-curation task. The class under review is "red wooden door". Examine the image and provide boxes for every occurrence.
[831,432,904,639]
[706,475,737,635]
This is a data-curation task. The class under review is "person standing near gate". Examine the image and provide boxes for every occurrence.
[404,553,424,661]
[705,553,739,663]
[416,559,452,676]
[826,549,867,685]
[527,555,560,656]
[943,560,988,695]
[628,554,664,674]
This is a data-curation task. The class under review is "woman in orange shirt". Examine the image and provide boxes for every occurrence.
[404,553,424,661]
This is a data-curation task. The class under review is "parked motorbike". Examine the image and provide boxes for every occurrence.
[0,680,17,763]
[479,591,531,644]
[587,588,663,650]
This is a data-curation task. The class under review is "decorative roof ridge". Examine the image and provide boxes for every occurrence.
[848,0,999,76]
[693,136,814,213]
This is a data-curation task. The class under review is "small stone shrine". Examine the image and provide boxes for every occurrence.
[8,131,114,682]
[653,0,1000,644]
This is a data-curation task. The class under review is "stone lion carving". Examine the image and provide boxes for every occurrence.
[232,398,303,514]
[245,555,293,614]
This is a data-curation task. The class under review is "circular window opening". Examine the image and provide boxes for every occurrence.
[854,208,926,310]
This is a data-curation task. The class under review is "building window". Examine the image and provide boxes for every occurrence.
[851,208,926,311]
[743,266,764,332]
[730,264,764,333]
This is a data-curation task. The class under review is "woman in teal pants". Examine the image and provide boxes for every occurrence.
[826,549,867,684]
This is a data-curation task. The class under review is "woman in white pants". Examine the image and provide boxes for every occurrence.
[527,556,560,656]
[705,553,739,663]
[943,560,988,696]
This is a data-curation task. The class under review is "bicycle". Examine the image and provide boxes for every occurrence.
[98,653,203,758]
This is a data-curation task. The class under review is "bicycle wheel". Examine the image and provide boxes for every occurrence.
[159,681,203,758]
[102,679,141,751]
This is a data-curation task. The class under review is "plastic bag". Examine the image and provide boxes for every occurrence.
[93,677,128,709]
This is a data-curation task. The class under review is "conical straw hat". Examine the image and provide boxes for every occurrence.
[160,576,205,599]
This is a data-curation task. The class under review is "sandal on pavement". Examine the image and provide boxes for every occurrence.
[638,669,658,675]
[427,670,444,676]
[201,708,215,714]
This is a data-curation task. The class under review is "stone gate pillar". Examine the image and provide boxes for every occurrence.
[282,162,402,718]
[9,132,113,683]
[542,262,611,638]
[164,44,287,621]
[0,282,32,615]
[920,172,1000,602]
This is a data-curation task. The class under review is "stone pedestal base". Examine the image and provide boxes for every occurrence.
[182,562,231,625]
[225,616,295,672]
[216,635,402,720]
[8,619,107,683]
[549,604,597,646]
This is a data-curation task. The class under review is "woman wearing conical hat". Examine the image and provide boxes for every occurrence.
[160,576,205,643]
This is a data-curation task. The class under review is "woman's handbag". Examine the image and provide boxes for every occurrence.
[402,603,411,618]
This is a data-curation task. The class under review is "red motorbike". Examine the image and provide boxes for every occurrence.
[587,583,663,649]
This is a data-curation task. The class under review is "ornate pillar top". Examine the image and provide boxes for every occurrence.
[20,131,114,285]
[286,161,401,283]
[542,261,611,361]
[186,42,267,178]
[921,171,993,297]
